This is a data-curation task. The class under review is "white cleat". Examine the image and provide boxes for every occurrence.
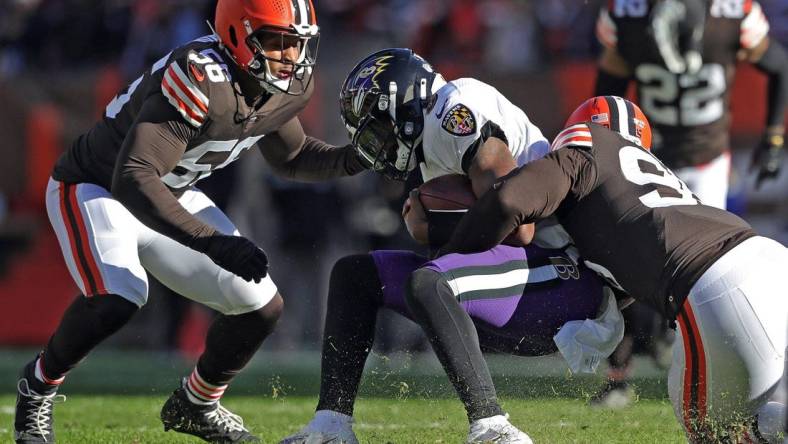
[278,429,359,444]
[466,415,534,444]
[279,410,359,444]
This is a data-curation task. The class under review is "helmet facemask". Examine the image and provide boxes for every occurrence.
[246,26,319,95]
[343,79,426,181]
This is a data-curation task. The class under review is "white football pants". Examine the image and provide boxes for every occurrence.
[45,178,277,315]
[668,236,788,441]
[672,151,731,210]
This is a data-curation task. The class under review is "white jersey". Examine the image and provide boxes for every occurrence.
[419,78,570,248]
[419,78,549,182]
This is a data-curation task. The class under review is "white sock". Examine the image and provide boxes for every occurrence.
[473,414,509,426]
[34,357,65,387]
[184,368,227,406]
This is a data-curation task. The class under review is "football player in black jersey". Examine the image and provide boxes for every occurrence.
[13,1,367,443]
[440,95,788,442]
[594,0,788,408]
[596,0,787,205]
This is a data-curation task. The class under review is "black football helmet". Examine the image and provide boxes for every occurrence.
[340,48,442,180]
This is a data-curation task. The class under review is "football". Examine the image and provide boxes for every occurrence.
[418,174,477,210]
[403,174,532,246]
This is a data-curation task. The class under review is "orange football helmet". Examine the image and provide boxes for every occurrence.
[214,0,319,95]
[564,96,652,150]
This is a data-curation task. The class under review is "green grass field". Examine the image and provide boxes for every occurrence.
[0,349,685,443]
[0,395,685,443]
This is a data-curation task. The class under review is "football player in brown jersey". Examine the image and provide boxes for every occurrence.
[594,0,788,408]
[439,95,788,442]
[13,1,367,443]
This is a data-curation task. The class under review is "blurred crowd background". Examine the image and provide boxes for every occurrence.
[0,0,786,358]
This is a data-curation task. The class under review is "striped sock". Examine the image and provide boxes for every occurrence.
[34,356,65,388]
[184,368,227,405]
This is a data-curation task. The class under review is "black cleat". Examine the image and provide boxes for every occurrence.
[161,385,260,443]
[14,361,66,443]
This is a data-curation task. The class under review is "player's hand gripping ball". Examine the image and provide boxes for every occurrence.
[403,174,532,247]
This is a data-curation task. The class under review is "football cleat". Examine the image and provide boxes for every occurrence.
[278,429,359,444]
[161,385,259,443]
[588,380,636,409]
[14,361,66,444]
[466,415,533,444]
[278,412,358,444]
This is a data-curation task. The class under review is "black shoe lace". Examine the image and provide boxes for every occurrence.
[17,379,66,440]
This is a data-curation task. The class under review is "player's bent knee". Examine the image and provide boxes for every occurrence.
[331,254,375,283]
[404,268,445,311]
[218,271,278,315]
[259,292,284,326]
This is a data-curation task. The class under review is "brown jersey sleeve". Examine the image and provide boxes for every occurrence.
[111,94,217,246]
[441,147,593,254]
[258,117,366,181]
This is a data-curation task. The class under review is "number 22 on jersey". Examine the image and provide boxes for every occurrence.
[636,63,726,127]
[619,145,700,208]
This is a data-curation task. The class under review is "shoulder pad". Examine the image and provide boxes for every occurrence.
[551,124,593,151]
[161,45,232,128]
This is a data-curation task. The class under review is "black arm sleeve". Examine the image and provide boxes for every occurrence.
[441,149,588,255]
[111,96,217,247]
[260,117,366,181]
[595,69,631,98]
[753,39,788,129]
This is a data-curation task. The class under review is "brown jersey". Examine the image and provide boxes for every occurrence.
[52,35,363,246]
[596,0,771,168]
[442,123,755,318]
[54,35,313,191]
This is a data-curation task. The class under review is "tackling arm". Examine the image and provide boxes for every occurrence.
[260,117,366,181]
[440,149,583,255]
[467,135,534,245]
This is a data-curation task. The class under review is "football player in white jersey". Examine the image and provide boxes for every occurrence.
[281,49,625,444]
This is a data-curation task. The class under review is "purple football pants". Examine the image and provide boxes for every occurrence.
[371,245,605,356]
